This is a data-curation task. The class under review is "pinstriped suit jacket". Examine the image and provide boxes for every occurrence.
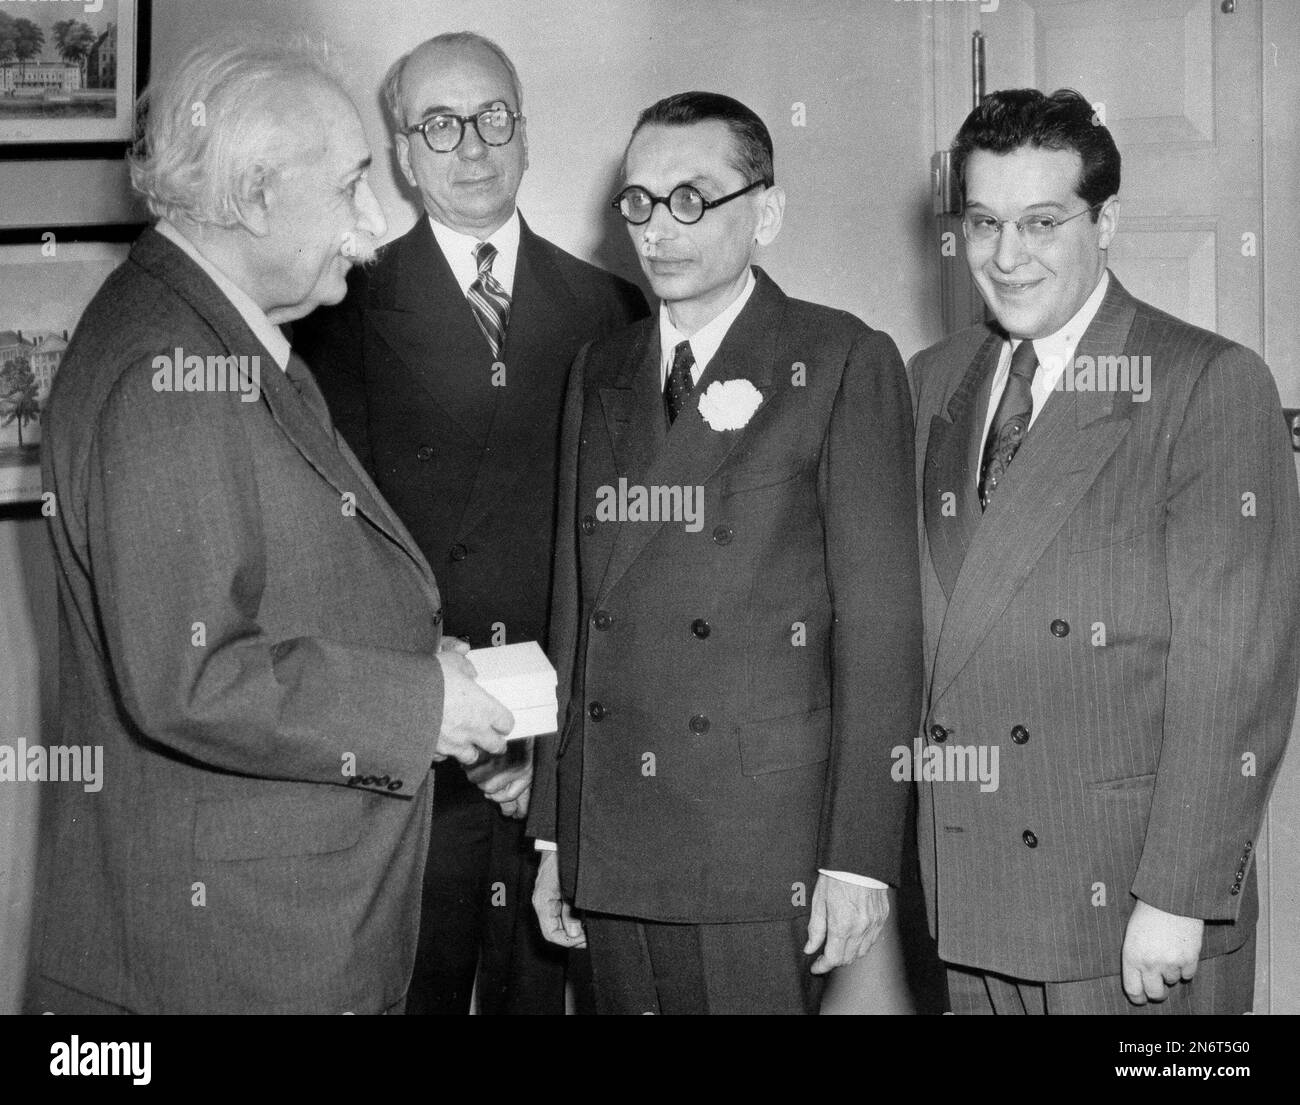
[910,273,1300,982]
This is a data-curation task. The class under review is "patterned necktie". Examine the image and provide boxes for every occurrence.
[467,240,511,359]
[978,338,1038,510]
[664,340,695,425]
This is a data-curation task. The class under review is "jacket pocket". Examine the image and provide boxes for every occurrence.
[738,706,832,777]
[1086,772,1157,794]
[194,788,364,861]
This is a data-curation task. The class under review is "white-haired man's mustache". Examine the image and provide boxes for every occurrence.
[340,231,380,266]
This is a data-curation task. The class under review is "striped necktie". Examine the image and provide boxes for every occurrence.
[467,240,511,359]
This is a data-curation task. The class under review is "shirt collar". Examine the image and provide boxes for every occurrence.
[155,218,291,372]
[1014,268,1111,382]
[428,208,521,298]
[658,267,758,385]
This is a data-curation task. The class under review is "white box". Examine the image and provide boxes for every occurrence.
[466,641,558,740]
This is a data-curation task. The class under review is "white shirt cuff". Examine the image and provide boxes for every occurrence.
[534,839,557,852]
[819,868,888,889]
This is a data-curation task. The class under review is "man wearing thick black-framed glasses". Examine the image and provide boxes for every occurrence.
[296,31,646,1017]
[527,91,923,1014]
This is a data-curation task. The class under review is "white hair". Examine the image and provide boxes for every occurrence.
[381,31,523,132]
[130,32,344,228]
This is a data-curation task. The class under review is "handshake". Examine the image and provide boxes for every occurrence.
[434,639,533,819]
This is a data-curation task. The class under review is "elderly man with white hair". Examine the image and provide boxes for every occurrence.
[27,32,514,1015]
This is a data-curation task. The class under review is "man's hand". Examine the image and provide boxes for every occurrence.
[532,850,586,948]
[804,875,889,975]
[1121,899,1204,1004]
[434,650,512,764]
[465,739,533,819]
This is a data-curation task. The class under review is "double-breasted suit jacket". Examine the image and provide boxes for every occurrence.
[530,268,924,923]
[911,273,1300,982]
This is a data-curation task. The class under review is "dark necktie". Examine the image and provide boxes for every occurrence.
[467,240,511,359]
[664,340,695,425]
[978,339,1038,510]
[285,351,335,439]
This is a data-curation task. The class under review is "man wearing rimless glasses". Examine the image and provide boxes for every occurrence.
[528,91,923,1014]
[910,88,1299,1014]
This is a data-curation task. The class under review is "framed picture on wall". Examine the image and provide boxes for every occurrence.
[0,0,151,156]
[0,223,143,505]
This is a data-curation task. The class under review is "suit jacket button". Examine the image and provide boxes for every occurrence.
[581,515,596,535]
[416,446,434,462]
[930,724,948,743]
[449,543,468,562]
[387,780,403,792]
[1245,841,1253,853]
[432,610,443,626]
[1011,724,1029,744]
[1022,829,1038,848]
[588,701,607,721]
[1050,619,1070,637]
[691,618,710,639]
[1231,886,1241,896]
[593,610,613,630]
[712,525,733,545]
[689,714,710,734]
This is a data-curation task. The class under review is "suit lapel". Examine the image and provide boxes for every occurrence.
[368,218,494,444]
[924,330,999,598]
[594,268,781,605]
[930,276,1138,700]
[133,230,437,591]
[455,219,584,537]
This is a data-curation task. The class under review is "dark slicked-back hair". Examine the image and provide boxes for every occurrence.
[952,88,1120,220]
[630,91,774,187]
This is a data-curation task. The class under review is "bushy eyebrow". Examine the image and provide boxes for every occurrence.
[411,98,510,119]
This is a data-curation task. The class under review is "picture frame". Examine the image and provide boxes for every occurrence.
[0,222,144,505]
[0,0,151,158]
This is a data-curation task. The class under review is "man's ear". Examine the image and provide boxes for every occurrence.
[1096,194,1120,250]
[395,133,418,189]
[754,184,785,247]
[230,165,273,237]
[519,118,529,173]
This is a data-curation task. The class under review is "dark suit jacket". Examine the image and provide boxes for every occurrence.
[35,229,446,1013]
[528,268,924,923]
[911,273,1300,981]
[296,215,647,660]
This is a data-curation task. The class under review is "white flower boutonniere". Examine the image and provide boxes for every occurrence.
[697,379,763,432]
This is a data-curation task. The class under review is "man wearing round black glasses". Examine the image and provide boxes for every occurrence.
[296,31,646,1017]
[528,91,923,1014]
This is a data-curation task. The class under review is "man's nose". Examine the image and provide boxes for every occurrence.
[356,180,387,240]
[457,121,489,161]
[992,221,1030,271]
[645,200,679,238]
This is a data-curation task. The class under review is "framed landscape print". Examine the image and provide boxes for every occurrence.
[0,223,142,504]
[0,0,151,156]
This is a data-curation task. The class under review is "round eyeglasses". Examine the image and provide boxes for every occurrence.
[403,106,524,153]
[961,203,1103,246]
[612,180,766,226]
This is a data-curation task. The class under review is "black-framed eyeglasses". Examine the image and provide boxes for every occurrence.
[612,180,766,225]
[961,203,1103,246]
[403,106,524,153]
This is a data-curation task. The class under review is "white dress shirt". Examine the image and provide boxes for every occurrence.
[657,267,757,385]
[977,269,1111,476]
[428,209,521,298]
[539,265,884,890]
[154,218,291,372]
